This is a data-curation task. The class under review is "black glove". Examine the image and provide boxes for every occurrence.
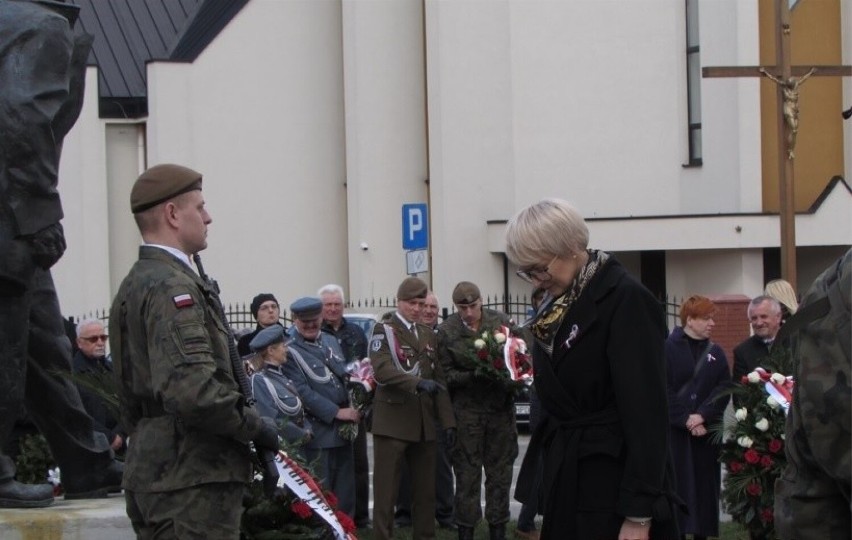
[416,379,445,395]
[26,222,66,270]
[254,417,280,453]
[444,427,457,449]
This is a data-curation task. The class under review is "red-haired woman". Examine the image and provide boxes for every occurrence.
[666,295,731,540]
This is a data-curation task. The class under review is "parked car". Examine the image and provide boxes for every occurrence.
[344,312,380,338]
[515,384,531,430]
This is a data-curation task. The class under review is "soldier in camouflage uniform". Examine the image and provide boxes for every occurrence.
[774,248,850,540]
[438,281,520,540]
[110,164,279,539]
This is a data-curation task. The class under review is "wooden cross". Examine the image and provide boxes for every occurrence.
[702,0,851,290]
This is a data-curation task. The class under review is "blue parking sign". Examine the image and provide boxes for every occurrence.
[402,204,428,250]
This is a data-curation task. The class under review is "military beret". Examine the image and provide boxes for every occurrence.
[397,277,428,301]
[249,325,285,352]
[130,164,203,213]
[290,296,323,320]
[250,293,278,318]
[452,281,481,305]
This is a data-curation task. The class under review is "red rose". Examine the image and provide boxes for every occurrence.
[744,449,760,464]
[768,438,783,454]
[746,481,762,497]
[728,461,744,473]
[760,507,774,523]
[477,349,489,360]
[291,500,313,519]
[324,491,339,508]
[760,455,773,469]
[492,358,504,370]
[336,510,357,533]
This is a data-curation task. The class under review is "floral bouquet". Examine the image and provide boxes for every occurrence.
[712,347,795,540]
[338,358,375,442]
[464,325,533,392]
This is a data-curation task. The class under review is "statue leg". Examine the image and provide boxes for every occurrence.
[0,276,54,508]
[23,268,122,498]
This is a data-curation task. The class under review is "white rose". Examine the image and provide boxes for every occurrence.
[781,433,785,440]
[737,436,754,448]
[474,339,486,350]
[766,396,780,409]
[755,418,770,432]
[770,372,786,384]
[735,408,748,421]
[494,332,507,344]
[481,331,489,340]
[747,371,761,384]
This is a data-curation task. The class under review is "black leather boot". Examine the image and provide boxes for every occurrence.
[458,525,474,540]
[63,459,124,499]
[489,522,507,540]
[0,456,54,508]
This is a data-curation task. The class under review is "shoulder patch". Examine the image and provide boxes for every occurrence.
[173,293,194,308]
[370,334,385,352]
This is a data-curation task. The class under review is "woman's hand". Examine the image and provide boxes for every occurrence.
[618,519,651,540]
[690,424,707,437]
[685,413,704,430]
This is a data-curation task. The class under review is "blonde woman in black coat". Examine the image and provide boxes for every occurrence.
[507,198,680,540]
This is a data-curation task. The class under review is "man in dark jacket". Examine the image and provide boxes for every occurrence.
[72,319,125,453]
[237,293,283,358]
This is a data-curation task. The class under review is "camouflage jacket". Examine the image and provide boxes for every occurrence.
[109,246,263,492]
[437,308,519,412]
[775,249,851,539]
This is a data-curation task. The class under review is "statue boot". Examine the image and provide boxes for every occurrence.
[489,522,507,540]
[0,455,54,508]
[457,524,474,540]
[63,458,124,499]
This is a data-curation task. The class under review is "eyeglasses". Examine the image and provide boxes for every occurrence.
[516,255,558,283]
[81,334,108,343]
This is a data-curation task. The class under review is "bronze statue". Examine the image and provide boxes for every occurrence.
[0,0,122,508]
[759,67,816,159]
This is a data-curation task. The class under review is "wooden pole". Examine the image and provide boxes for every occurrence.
[775,0,797,289]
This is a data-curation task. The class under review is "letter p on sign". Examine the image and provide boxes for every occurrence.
[402,203,428,250]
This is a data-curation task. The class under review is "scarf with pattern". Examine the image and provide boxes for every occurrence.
[530,249,609,357]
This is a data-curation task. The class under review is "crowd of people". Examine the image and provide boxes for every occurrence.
[4,156,846,540]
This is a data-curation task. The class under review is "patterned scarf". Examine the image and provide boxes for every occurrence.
[530,249,609,357]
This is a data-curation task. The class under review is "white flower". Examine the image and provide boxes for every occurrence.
[474,339,486,350]
[494,332,507,344]
[481,331,489,340]
[735,408,748,421]
[781,433,786,440]
[755,418,770,432]
[747,371,761,384]
[770,372,786,384]
[766,396,780,409]
[47,468,61,486]
[737,436,754,448]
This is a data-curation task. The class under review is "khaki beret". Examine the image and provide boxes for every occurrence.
[131,164,203,213]
[452,281,481,305]
[397,277,428,301]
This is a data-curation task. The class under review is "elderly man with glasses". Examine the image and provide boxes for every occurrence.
[72,319,126,454]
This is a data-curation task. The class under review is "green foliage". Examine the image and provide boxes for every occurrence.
[14,433,56,485]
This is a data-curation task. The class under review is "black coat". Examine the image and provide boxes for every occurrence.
[71,350,125,449]
[517,256,680,540]
[665,327,730,536]
[732,334,772,383]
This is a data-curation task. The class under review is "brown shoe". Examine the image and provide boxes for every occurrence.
[515,529,540,540]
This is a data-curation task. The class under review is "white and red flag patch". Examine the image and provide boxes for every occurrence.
[173,293,194,308]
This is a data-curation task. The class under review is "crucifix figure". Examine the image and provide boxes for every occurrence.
[702,0,851,289]
[759,67,815,159]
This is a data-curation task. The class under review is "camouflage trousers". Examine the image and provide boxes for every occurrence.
[450,407,518,527]
[126,482,245,539]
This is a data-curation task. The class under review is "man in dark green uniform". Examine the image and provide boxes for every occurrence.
[109,164,278,539]
[438,281,520,540]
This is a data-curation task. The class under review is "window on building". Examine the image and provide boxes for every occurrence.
[685,0,702,165]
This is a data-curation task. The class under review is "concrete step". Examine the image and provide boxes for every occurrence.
[0,494,134,540]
